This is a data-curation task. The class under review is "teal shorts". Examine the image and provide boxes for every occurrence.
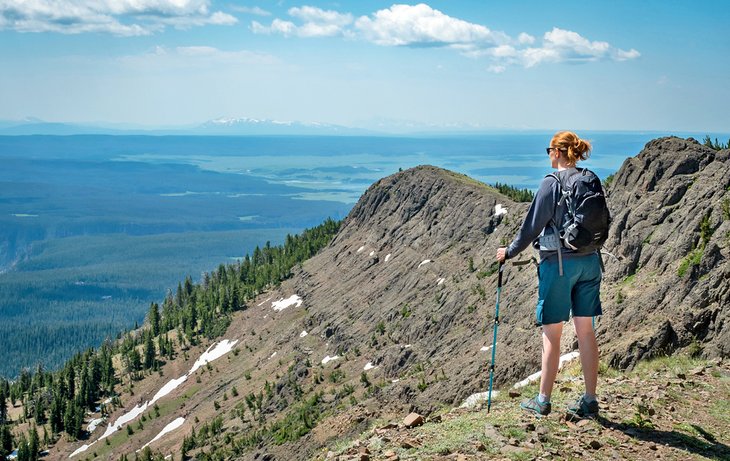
[536,253,602,326]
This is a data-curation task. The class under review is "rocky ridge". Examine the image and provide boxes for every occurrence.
[49,136,730,460]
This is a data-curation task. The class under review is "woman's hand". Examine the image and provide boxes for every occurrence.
[496,247,507,263]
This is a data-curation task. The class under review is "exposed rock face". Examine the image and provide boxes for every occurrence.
[602,137,730,366]
[286,138,729,419]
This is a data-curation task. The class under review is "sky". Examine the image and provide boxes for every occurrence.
[0,1,728,132]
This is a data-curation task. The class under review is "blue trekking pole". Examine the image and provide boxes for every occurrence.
[487,261,504,413]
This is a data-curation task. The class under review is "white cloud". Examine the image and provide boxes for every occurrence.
[0,0,236,35]
[512,27,640,68]
[354,3,507,47]
[249,4,640,72]
[518,32,535,45]
[251,5,352,38]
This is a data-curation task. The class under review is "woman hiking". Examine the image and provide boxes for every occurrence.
[496,130,602,419]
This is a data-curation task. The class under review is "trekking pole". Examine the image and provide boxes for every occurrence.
[487,261,504,413]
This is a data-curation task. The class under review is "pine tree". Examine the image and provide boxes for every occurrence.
[0,386,6,424]
[28,425,39,461]
[149,302,160,337]
[0,424,13,457]
[144,333,156,370]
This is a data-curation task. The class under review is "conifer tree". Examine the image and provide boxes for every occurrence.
[0,424,13,457]
[149,303,160,337]
[144,333,156,370]
[0,386,6,424]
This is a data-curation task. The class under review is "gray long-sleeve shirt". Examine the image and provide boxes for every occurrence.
[505,168,582,261]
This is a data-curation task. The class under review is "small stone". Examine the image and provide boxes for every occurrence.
[484,424,504,442]
[508,390,521,398]
[377,423,398,431]
[403,413,424,428]
[401,439,420,449]
[508,438,520,446]
[500,445,529,455]
[649,443,658,451]
[560,386,572,393]
[428,414,442,423]
[326,451,335,459]
[589,440,602,449]
[668,405,676,412]
[524,422,536,432]
[648,407,656,416]
[676,372,686,380]
[473,441,487,452]
[358,454,369,461]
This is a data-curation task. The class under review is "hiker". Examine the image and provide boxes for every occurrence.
[496,130,602,418]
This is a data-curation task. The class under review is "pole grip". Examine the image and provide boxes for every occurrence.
[497,261,504,288]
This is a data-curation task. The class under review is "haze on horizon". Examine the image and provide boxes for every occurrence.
[0,1,728,133]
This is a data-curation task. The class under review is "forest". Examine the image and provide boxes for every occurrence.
[0,217,341,461]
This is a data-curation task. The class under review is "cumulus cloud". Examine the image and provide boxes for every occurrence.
[354,3,508,47]
[251,5,352,37]
[0,0,237,35]
[249,3,640,71]
[507,27,641,68]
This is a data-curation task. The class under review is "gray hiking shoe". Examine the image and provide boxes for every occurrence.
[520,395,551,416]
[566,395,599,419]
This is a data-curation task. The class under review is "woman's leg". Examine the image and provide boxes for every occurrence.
[573,316,598,397]
[539,322,564,399]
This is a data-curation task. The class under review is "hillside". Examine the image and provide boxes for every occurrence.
[3,136,729,461]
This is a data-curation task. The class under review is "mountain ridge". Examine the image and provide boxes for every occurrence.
[3,136,729,460]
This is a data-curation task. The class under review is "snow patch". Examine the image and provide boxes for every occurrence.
[271,294,303,311]
[418,260,432,268]
[299,330,308,338]
[139,417,185,451]
[437,277,445,285]
[321,355,340,365]
[369,250,375,257]
[460,391,500,409]
[480,344,496,352]
[385,253,391,262]
[70,445,92,458]
[151,375,188,405]
[363,362,377,371]
[270,351,277,359]
[513,351,580,389]
[189,339,239,375]
[74,339,238,457]
[357,246,365,253]
[87,418,104,433]
[257,297,272,307]
[494,204,508,216]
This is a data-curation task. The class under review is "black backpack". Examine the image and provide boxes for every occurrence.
[547,168,611,273]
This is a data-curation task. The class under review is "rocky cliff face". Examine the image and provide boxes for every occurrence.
[601,136,730,366]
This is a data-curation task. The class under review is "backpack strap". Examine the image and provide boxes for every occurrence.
[545,173,565,276]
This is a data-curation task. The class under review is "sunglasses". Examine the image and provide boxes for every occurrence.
[546,147,564,155]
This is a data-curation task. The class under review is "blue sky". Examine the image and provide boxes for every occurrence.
[0,1,728,132]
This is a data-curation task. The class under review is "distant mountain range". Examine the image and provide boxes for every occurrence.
[0,117,372,136]
[0,117,514,136]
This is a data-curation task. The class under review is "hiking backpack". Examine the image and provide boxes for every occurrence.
[547,168,611,274]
